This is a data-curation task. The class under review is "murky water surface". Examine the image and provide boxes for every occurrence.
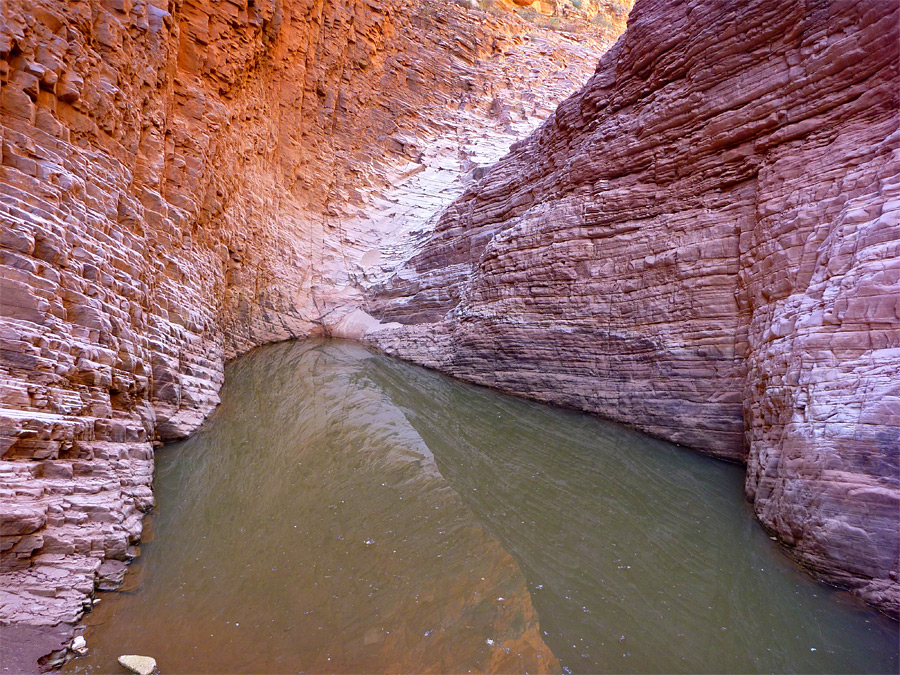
[67,339,898,674]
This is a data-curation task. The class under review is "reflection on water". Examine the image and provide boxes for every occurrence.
[67,339,898,674]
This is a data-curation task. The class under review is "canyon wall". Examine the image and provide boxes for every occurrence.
[1,0,897,667]
[366,0,900,615]
[0,0,618,661]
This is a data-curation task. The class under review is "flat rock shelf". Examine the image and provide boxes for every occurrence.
[65,340,898,674]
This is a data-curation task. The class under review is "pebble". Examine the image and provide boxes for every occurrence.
[118,654,158,675]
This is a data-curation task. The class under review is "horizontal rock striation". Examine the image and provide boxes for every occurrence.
[0,0,616,657]
[2,0,897,665]
[366,0,900,614]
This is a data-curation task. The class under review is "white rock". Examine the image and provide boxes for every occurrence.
[118,654,157,675]
[71,635,87,655]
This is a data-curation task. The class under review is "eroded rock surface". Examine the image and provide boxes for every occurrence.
[366,0,900,614]
[2,0,897,666]
[0,0,618,658]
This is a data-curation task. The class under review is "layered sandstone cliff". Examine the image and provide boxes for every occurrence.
[0,0,619,662]
[366,0,900,615]
[1,0,897,668]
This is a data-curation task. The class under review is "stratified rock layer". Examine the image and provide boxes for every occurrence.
[1,0,897,663]
[0,0,617,650]
[367,0,900,614]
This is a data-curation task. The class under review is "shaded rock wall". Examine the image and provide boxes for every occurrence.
[0,0,613,643]
[366,0,900,614]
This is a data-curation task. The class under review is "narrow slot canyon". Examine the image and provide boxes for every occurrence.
[0,0,897,672]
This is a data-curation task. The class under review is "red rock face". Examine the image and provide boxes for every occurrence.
[1,0,897,658]
[366,0,900,615]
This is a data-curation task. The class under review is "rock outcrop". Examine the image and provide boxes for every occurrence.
[0,0,620,661]
[366,0,900,615]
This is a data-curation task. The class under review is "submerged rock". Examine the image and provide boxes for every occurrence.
[118,654,158,675]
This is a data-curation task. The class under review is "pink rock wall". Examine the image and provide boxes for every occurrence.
[1,0,896,662]
[367,0,900,614]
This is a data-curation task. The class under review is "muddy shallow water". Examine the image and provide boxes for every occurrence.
[66,339,898,674]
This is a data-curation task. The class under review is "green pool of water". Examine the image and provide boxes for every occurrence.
[66,339,898,674]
